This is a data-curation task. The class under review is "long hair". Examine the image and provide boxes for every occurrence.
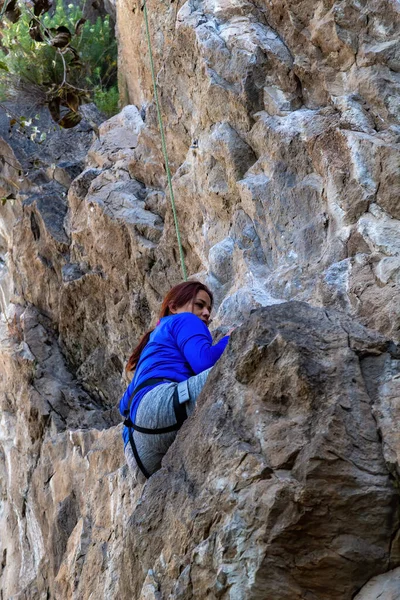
[126,281,214,372]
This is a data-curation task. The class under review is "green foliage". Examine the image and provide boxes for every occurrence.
[1,9,61,89]
[0,1,118,122]
[93,84,119,117]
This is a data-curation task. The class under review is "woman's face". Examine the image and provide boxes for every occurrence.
[171,290,212,326]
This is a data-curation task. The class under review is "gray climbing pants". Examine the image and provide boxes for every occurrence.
[125,367,212,482]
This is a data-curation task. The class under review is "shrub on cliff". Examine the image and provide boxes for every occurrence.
[0,0,119,127]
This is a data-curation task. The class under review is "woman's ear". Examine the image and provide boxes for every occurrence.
[168,302,177,314]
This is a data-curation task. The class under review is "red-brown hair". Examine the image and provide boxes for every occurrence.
[126,281,214,372]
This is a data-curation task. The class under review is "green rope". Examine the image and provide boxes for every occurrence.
[142,0,188,281]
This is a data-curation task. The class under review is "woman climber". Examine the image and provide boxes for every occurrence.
[119,281,230,482]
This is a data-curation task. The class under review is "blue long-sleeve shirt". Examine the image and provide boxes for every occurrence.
[119,312,229,446]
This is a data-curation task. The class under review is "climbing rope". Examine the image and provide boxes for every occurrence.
[142,0,188,281]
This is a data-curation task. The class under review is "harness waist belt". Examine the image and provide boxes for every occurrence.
[123,377,173,428]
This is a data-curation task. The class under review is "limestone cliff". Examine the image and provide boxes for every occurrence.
[0,0,400,598]
[117,0,400,338]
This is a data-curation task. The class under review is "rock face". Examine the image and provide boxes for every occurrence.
[117,0,400,338]
[0,0,400,597]
[1,300,400,599]
[119,304,400,600]
[0,306,124,598]
[355,568,400,600]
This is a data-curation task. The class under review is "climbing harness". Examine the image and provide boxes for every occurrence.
[142,0,187,281]
[124,377,188,479]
